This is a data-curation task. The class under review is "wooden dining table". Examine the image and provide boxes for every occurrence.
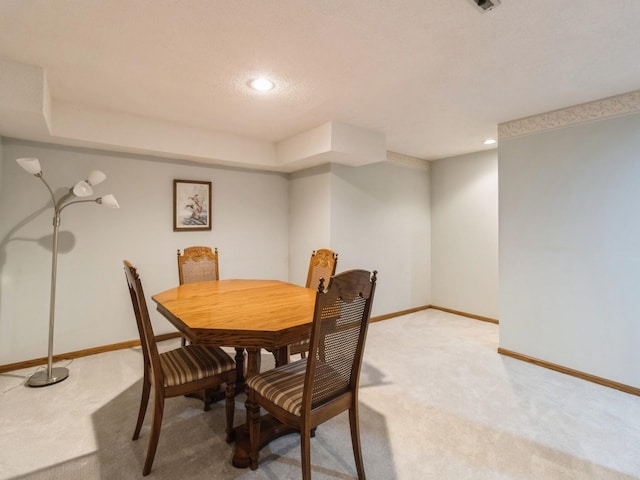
[151,278,317,468]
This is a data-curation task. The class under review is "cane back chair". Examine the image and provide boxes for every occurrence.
[177,246,247,380]
[177,246,219,284]
[289,249,338,359]
[176,246,219,346]
[245,269,377,480]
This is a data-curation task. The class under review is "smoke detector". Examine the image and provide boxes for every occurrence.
[469,0,501,13]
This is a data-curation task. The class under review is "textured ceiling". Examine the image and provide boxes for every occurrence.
[1,0,640,170]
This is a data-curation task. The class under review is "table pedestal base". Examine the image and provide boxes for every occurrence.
[231,414,298,468]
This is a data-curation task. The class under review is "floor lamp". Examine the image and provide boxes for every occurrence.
[16,157,120,387]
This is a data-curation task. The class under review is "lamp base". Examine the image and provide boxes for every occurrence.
[27,367,69,387]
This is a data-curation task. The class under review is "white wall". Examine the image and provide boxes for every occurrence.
[289,160,431,317]
[499,113,640,388]
[0,139,289,365]
[288,164,332,286]
[1,140,433,366]
[430,150,499,319]
[329,161,431,316]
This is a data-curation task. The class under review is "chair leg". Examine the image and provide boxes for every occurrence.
[133,374,151,441]
[202,389,212,412]
[349,405,366,479]
[245,396,261,470]
[142,391,165,476]
[301,427,312,480]
[234,348,245,385]
[224,377,236,443]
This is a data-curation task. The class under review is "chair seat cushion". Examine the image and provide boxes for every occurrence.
[247,359,345,416]
[160,345,235,387]
[247,359,308,415]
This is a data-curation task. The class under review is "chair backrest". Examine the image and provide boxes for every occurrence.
[305,249,338,290]
[303,269,377,412]
[177,246,219,285]
[124,260,163,385]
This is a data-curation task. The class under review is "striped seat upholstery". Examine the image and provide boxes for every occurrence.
[160,345,235,388]
[246,359,307,415]
[246,359,345,416]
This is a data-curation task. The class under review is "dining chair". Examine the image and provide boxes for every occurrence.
[288,248,338,359]
[245,269,377,480]
[176,246,219,347]
[177,246,219,284]
[177,246,247,382]
[123,260,236,476]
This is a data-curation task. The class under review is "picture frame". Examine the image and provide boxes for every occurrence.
[173,179,212,231]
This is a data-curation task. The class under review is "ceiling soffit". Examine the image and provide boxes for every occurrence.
[0,59,387,172]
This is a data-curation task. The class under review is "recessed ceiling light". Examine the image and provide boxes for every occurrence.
[483,138,497,145]
[248,77,275,91]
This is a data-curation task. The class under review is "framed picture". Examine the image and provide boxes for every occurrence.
[173,179,212,231]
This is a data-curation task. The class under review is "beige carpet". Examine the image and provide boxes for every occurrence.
[1,310,639,479]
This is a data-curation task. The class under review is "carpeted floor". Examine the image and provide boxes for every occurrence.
[1,309,639,479]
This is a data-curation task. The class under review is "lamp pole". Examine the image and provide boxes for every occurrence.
[40,189,66,385]
[16,158,119,387]
[30,194,91,386]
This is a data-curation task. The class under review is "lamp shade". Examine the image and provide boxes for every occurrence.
[72,180,94,197]
[98,194,120,208]
[16,157,42,175]
[87,170,106,186]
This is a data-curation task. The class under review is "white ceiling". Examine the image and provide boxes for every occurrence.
[1,0,640,171]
